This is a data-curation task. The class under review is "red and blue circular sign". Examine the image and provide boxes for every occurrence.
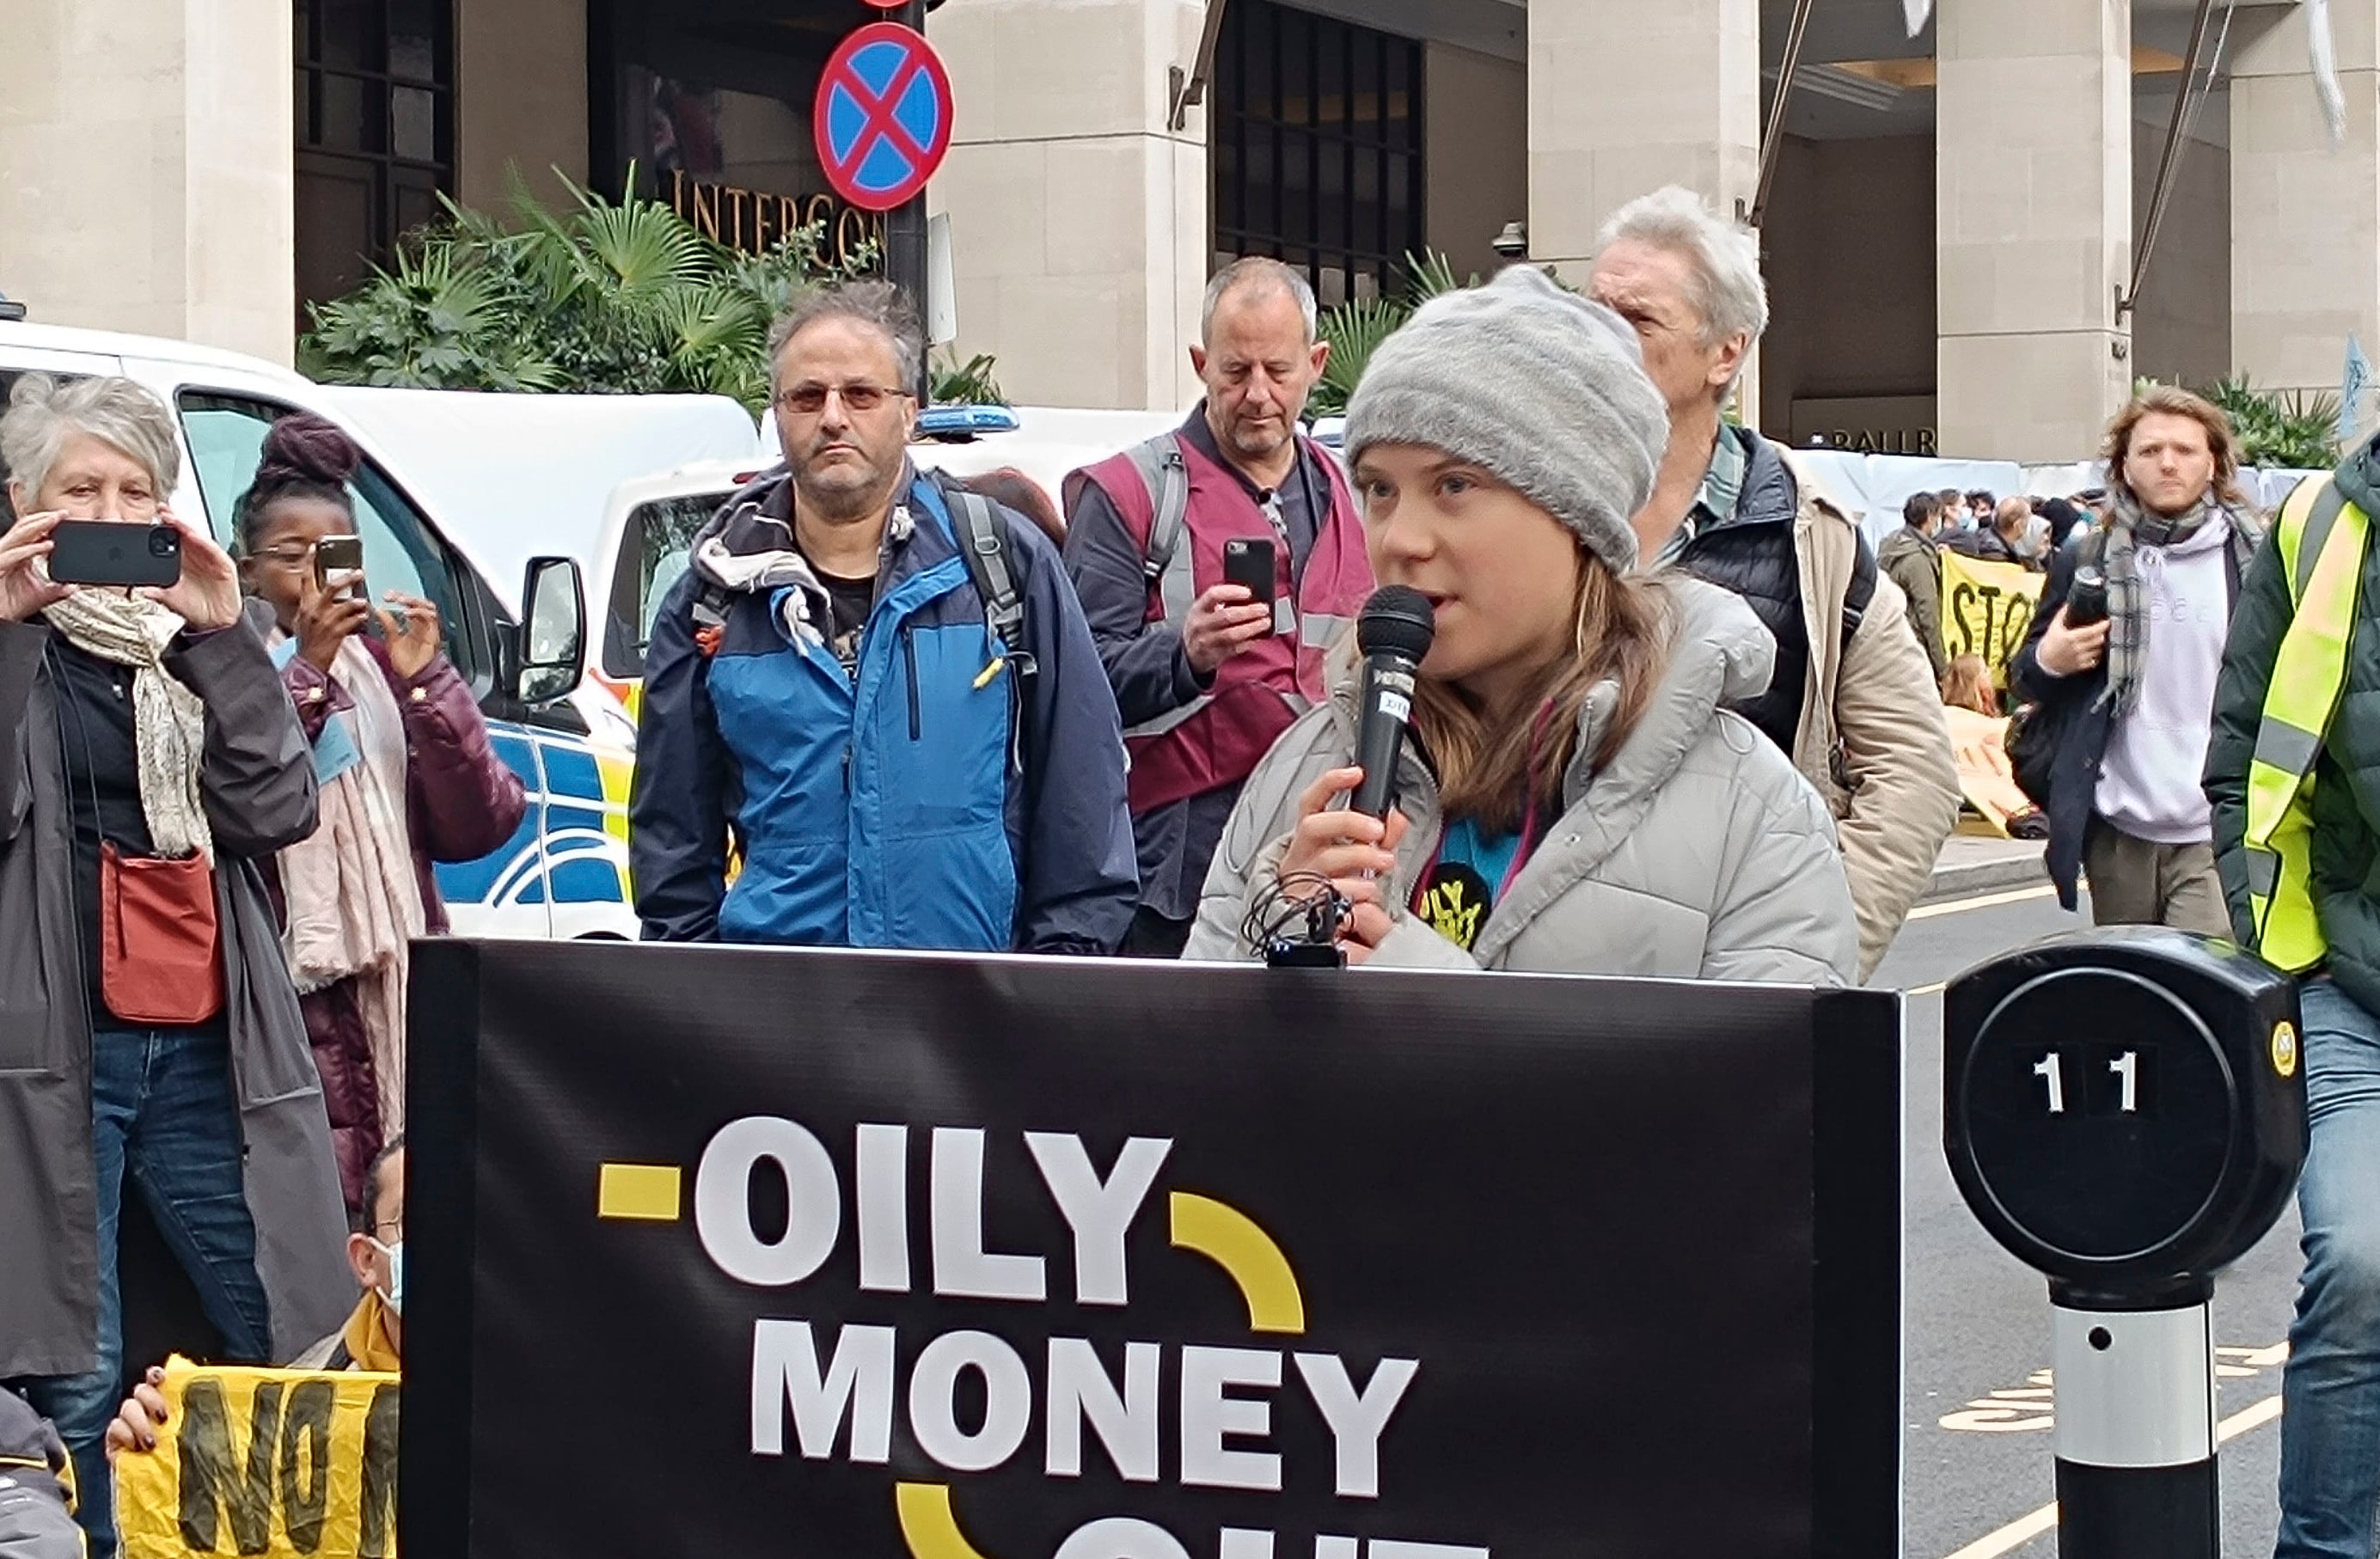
[815,21,954,212]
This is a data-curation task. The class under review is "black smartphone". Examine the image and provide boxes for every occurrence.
[46,521,181,589]
[315,534,366,599]
[1223,537,1277,635]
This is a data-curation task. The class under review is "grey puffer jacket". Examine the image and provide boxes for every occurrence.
[1184,578,1861,983]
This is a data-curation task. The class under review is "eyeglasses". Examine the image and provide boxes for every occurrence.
[371,1217,403,1240]
[775,382,908,416]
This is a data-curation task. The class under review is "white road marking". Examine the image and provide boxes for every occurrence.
[1937,1393,2288,1559]
[1910,884,2059,920]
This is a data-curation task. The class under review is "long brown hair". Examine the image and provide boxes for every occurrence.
[1410,556,1673,835]
[2103,386,2248,510]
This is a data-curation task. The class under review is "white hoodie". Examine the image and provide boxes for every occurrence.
[2094,516,2232,843]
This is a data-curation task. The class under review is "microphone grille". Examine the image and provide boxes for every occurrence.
[1357,584,1437,661]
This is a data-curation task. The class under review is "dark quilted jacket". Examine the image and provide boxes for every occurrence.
[1673,431,1811,754]
[274,637,526,1211]
[2208,442,2380,1013]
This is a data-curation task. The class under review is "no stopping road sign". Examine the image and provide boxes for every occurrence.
[816,21,954,212]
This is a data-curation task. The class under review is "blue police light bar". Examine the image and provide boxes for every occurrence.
[915,404,1020,442]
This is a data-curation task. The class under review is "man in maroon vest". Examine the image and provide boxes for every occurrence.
[1063,258,1374,957]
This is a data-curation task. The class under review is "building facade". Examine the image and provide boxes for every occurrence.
[0,0,2366,461]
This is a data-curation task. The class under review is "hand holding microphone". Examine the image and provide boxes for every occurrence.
[1273,587,1435,963]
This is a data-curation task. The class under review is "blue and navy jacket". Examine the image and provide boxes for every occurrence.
[630,464,1139,954]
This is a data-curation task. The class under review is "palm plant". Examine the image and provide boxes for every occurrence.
[302,168,934,413]
[1305,249,1480,418]
[2197,375,2342,471]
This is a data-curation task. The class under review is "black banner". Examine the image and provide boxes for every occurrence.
[403,944,1901,1558]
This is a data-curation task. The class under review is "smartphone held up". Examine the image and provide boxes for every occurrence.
[315,534,366,600]
[1223,536,1278,638]
[44,521,182,590]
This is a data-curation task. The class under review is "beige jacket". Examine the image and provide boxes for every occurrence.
[1775,451,1962,978]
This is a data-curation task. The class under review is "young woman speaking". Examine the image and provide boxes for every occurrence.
[1185,268,1857,983]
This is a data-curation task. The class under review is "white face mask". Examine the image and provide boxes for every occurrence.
[367,1237,404,1315]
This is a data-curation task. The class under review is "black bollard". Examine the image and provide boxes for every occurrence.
[1945,927,2305,1559]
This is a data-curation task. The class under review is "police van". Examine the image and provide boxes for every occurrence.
[0,316,648,938]
[589,404,1182,704]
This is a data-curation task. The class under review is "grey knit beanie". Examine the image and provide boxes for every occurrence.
[1345,266,1669,576]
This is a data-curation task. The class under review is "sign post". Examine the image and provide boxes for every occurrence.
[1946,929,2305,1558]
[818,0,951,399]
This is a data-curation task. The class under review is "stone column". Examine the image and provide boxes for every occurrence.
[1936,0,2133,462]
[1524,0,1759,283]
[457,0,590,214]
[2231,1,2380,404]
[0,0,296,364]
[927,0,1207,412]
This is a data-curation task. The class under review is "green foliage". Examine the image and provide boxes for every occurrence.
[932,351,1006,407]
[301,166,924,413]
[1313,297,1410,421]
[2196,374,2343,472]
[1306,249,1478,417]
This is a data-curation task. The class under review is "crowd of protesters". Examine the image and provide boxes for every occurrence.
[4,180,2378,1559]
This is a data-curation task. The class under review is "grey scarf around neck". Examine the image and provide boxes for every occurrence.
[2098,486,2250,718]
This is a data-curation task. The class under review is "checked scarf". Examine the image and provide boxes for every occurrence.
[2100,486,2262,718]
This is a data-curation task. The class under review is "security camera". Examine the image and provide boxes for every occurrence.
[1490,222,1528,260]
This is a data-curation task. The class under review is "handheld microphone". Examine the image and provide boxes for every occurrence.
[1349,585,1437,820]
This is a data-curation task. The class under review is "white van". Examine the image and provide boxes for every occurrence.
[589,405,1184,706]
[0,320,636,938]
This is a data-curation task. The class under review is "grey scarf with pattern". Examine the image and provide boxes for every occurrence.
[2099,487,2261,718]
[41,589,213,861]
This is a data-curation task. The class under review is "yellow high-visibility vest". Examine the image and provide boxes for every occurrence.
[2245,476,2370,971]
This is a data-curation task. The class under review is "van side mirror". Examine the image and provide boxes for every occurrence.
[514,556,585,706]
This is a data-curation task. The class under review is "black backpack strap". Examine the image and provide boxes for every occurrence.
[938,479,1040,780]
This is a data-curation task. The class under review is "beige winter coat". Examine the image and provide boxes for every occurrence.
[1182,578,1860,983]
[1774,451,1961,978]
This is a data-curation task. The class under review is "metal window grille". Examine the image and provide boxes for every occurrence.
[1211,0,1425,309]
[294,0,456,309]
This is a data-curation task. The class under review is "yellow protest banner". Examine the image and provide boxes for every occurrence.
[115,1356,400,1559]
[1940,551,2046,687]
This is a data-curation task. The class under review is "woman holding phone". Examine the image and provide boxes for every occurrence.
[0,374,352,1556]
[1184,269,1858,981]
[236,414,526,1214]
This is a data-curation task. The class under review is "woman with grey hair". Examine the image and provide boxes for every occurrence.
[0,375,351,1556]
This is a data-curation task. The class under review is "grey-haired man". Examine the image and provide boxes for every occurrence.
[1590,186,1958,980]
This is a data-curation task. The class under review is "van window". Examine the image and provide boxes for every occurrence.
[604,491,726,679]
[177,392,468,660]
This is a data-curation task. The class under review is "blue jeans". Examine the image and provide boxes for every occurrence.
[2279,978,2380,1558]
[3,1025,269,1559]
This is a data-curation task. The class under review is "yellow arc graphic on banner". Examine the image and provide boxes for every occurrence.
[1169,1191,1307,1335]
[896,1482,995,1559]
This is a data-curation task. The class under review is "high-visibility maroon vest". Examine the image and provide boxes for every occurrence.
[1068,430,1373,813]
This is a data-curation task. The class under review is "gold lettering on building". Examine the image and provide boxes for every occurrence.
[667,170,882,268]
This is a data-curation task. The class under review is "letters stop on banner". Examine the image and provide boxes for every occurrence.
[1940,553,2046,687]
[114,1356,401,1559]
